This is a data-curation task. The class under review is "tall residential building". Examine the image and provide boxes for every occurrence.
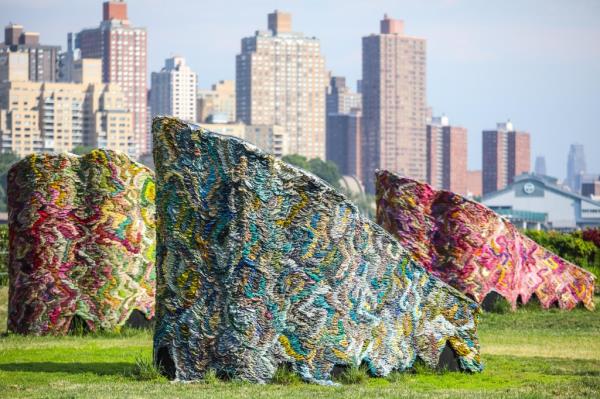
[0,59,133,157]
[198,122,288,158]
[326,76,362,180]
[362,15,427,192]
[1,23,60,82]
[482,121,531,195]
[236,10,327,160]
[326,110,362,180]
[534,155,547,176]
[150,56,197,122]
[581,176,600,198]
[566,143,586,193]
[326,76,362,115]
[466,170,482,198]
[73,0,148,155]
[426,116,467,195]
[243,124,289,158]
[196,80,236,123]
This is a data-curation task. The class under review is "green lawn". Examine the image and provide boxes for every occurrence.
[0,287,599,398]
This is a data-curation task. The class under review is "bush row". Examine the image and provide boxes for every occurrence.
[525,228,600,281]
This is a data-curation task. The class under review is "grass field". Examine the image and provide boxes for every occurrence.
[0,287,599,399]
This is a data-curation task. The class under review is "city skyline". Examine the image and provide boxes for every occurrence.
[2,0,600,178]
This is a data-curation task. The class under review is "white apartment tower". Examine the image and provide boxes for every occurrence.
[236,11,327,160]
[150,56,197,122]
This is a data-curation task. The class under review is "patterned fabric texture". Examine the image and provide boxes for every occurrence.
[375,171,596,311]
[152,117,482,385]
[8,150,156,335]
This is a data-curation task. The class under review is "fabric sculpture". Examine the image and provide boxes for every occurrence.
[152,117,482,385]
[375,171,596,311]
[8,150,156,335]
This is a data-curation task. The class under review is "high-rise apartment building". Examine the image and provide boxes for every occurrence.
[1,23,60,82]
[581,176,600,198]
[243,124,288,158]
[196,80,236,123]
[482,121,530,195]
[73,1,148,155]
[326,76,362,180]
[0,59,133,157]
[198,122,288,158]
[362,15,427,192]
[326,76,362,115]
[566,143,586,193]
[466,170,482,198]
[236,11,327,160]
[326,111,362,180]
[426,116,467,194]
[150,56,197,122]
[534,155,547,176]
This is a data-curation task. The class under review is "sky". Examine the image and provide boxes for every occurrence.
[2,0,599,178]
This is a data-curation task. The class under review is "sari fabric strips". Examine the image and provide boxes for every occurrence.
[152,117,482,385]
[375,171,595,311]
[8,150,156,335]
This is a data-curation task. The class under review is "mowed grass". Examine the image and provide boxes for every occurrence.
[0,286,599,399]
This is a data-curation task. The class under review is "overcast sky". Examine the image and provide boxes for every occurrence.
[2,0,599,178]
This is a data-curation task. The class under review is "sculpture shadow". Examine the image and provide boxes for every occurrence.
[0,362,132,376]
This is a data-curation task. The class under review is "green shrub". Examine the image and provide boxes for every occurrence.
[336,364,369,384]
[486,296,513,314]
[282,154,342,189]
[68,316,90,336]
[410,358,437,374]
[127,355,165,381]
[271,364,302,385]
[201,369,219,384]
[525,229,600,284]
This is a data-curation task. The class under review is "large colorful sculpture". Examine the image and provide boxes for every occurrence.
[152,117,482,385]
[8,150,156,335]
[375,171,596,311]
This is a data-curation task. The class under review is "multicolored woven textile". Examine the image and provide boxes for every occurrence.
[152,117,482,385]
[376,171,596,311]
[8,150,156,335]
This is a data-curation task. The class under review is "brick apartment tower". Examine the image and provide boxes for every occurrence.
[426,116,467,195]
[466,170,482,198]
[362,15,427,193]
[75,1,148,156]
[326,111,362,180]
[1,23,60,82]
[327,76,362,115]
[236,11,327,160]
[197,80,236,123]
[326,76,362,181]
[482,121,531,195]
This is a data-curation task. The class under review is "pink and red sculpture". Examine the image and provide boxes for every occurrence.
[7,151,156,335]
[375,171,596,311]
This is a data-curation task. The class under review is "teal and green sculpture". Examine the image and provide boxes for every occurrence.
[152,117,482,384]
